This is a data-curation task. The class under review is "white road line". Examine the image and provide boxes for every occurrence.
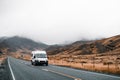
[8,57,16,80]
[42,69,49,71]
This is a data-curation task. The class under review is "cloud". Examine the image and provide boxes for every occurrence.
[0,0,120,44]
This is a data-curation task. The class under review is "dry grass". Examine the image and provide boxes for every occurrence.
[10,52,31,61]
[0,55,7,64]
[10,49,31,61]
[49,54,120,75]
[49,60,120,74]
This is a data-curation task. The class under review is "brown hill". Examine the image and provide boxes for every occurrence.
[47,35,120,75]
[47,35,120,55]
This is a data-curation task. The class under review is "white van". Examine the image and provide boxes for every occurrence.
[31,50,48,66]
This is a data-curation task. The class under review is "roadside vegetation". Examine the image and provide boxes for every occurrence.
[48,53,120,75]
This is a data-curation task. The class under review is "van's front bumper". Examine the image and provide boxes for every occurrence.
[35,60,48,64]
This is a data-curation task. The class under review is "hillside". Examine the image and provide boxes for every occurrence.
[47,35,120,55]
[0,36,48,53]
[46,40,93,55]
[48,35,120,75]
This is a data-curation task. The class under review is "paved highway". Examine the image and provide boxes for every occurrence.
[8,57,120,80]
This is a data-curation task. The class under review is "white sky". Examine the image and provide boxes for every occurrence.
[0,0,120,44]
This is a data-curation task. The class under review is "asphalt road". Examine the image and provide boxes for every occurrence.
[8,57,120,80]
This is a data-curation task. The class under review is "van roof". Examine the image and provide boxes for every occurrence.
[32,50,46,54]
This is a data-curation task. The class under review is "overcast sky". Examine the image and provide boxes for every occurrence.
[0,0,120,44]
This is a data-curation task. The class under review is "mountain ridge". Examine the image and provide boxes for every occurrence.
[47,35,120,55]
[0,35,120,56]
[0,36,48,53]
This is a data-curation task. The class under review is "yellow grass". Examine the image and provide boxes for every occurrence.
[0,55,7,64]
[49,58,120,75]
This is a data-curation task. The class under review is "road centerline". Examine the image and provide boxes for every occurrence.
[42,68,82,80]
[42,69,49,71]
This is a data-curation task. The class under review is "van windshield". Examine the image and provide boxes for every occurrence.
[35,54,47,58]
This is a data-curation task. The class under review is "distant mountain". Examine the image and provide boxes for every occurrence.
[47,35,120,55]
[1,35,120,55]
[0,36,48,52]
[46,45,63,55]
[46,40,93,55]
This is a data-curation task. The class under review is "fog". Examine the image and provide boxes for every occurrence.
[0,0,120,44]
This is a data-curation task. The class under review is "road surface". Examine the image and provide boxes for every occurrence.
[8,57,120,80]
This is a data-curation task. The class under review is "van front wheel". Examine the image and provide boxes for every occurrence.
[33,62,37,66]
[31,61,33,65]
[46,63,48,66]
[31,62,33,65]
